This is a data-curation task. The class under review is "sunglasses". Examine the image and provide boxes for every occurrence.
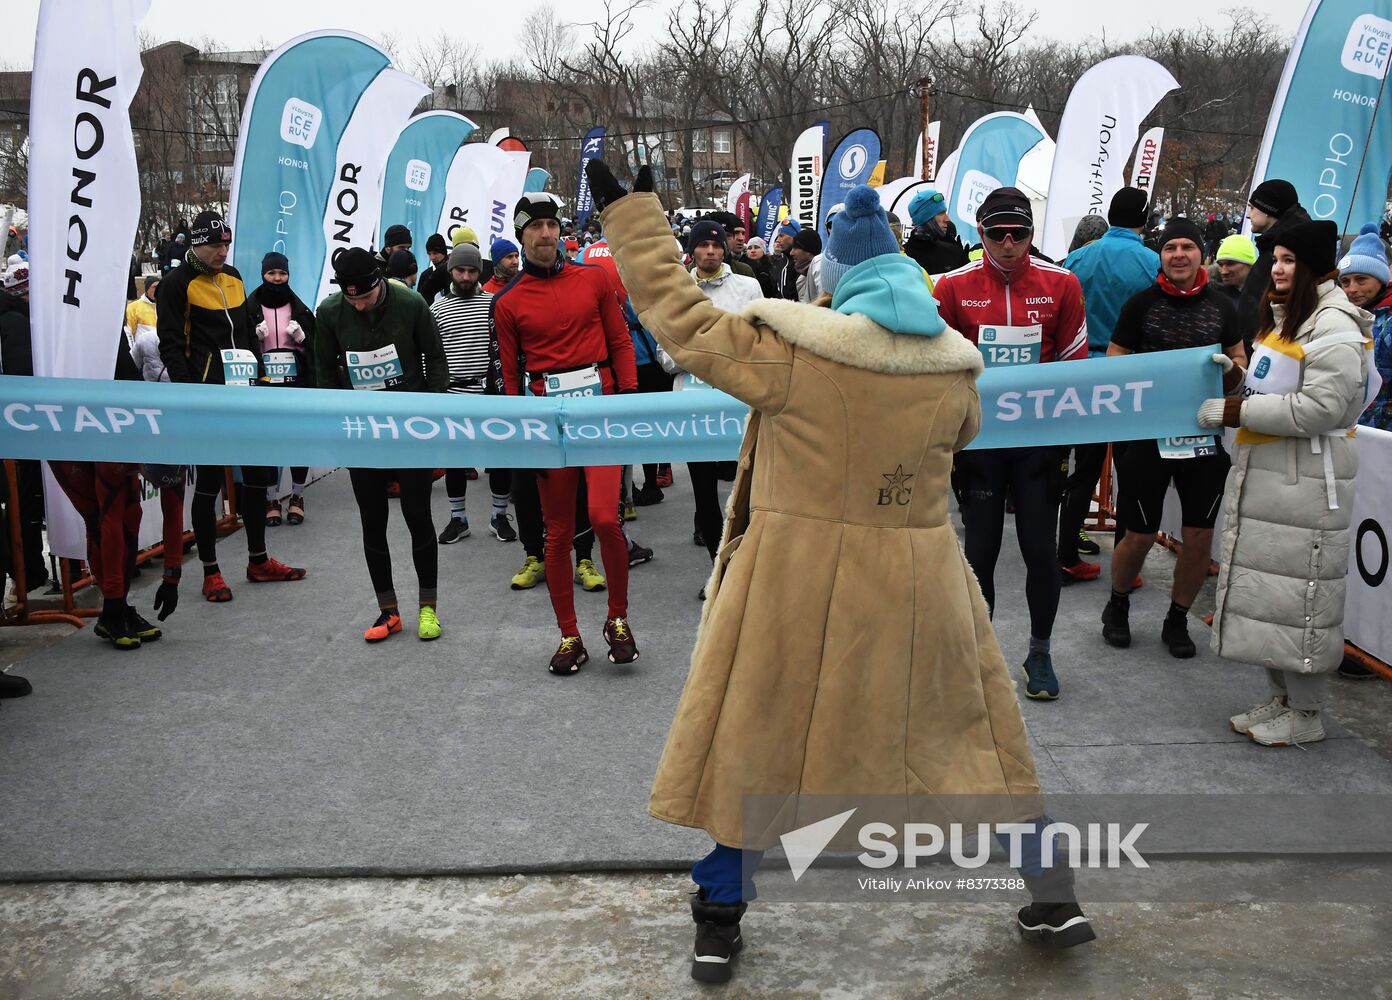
[982,225,1032,244]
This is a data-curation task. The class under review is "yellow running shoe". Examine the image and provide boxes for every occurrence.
[511,555,546,590]
[418,606,442,641]
[574,558,606,592]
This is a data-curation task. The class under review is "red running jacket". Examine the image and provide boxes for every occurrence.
[932,252,1089,363]
[491,256,638,396]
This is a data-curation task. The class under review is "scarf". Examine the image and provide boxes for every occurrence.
[1156,266,1208,298]
[256,280,291,308]
[184,248,217,277]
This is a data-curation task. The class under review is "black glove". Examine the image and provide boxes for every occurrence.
[153,576,180,621]
[584,162,654,213]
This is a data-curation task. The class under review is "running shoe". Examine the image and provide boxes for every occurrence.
[1022,650,1059,700]
[386,481,401,498]
[364,611,403,643]
[655,466,673,489]
[549,635,589,675]
[202,572,233,602]
[633,484,664,507]
[125,608,163,642]
[693,528,705,548]
[1101,595,1132,648]
[628,539,654,567]
[1161,613,1197,658]
[94,614,141,651]
[265,499,282,527]
[1060,560,1101,584]
[490,511,518,542]
[603,616,639,664]
[1017,901,1096,950]
[623,502,637,522]
[511,556,546,590]
[418,606,442,641]
[1076,529,1101,556]
[574,558,606,592]
[438,517,470,544]
[246,558,307,582]
[286,495,305,525]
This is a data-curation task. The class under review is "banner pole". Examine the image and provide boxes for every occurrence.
[918,78,932,181]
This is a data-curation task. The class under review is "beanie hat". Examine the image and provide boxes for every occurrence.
[329,246,382,297]
[820,185,901,294]
[1337,223,1390,285]
[976,187,1033,229]
[383,224,412,247]
[261,251,289,275]
[448,244,482,271]
[1215,234,1259,266]
[686,219,728,256]
[1157,218,1205,252]
[746,236,767,252]
[490,237,519,260]
[514,192,564,234]
[1249,178,1299,217]
[425,233,447,254]
[3,254,29,294]
[387,250,418,278]
[1068,214,1110,253]
[776,219,801,238]
[451,226,479,247]
[708,211,742,234]
[792,228,823,255]
[1275,219,1339,276]
[1107,187,1149,229]
[907,188,947,228]
[189,209,231,247]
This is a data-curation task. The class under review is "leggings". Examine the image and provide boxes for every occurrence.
[536,465,627,634]
[348,467,438,608]
[512,470,594,562]
[192,464,274,565]
[954,448,1064,641]
[268,468,309,502]
[636,362,673,489]
[1056,443,1108,565]
[689,461,724,561]
[444,468,512,504]
[48,461,142,601]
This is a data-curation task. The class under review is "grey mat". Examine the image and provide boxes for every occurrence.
[2,469,1388,881]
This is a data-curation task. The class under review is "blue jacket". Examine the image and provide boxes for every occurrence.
[1063,227,1159,357]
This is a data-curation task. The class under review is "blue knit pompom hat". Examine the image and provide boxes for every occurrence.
[1338,222,1390,285]
[907,188,947,228]
[821,186,900,295]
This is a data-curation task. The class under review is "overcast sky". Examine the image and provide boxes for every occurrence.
[4,0,1308,70]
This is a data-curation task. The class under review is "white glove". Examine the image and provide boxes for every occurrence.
[1196,398,1227,428]
[254,320,269,342]
[1211,352,1234,373]
[286,320,305,344]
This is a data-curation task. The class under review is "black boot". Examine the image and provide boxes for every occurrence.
[0,670,32,699]
[1101,591,1131,648]
[690,891,747,983]
[1017,868,1096,950]
[1161,610,1196,658]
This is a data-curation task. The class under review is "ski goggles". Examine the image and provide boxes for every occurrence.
[981,225,1032,245]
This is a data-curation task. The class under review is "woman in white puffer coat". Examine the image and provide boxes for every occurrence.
[1197,219,1374,748]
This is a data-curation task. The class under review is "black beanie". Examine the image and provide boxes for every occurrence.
[792,228,823,254]
[387,250,418,278]
[189,209,231,247]
[687,219,728,255]
[1249,179,1299,217]
[261,251,288,275]
[1157,218,1205,252]
[425,233,447,254]
[1274,219,1339,276]
[514,192,563,234]
[1107,187,1149,229]
[330,246,382,297]
[976,187,1033,229]
[383,224,412,247]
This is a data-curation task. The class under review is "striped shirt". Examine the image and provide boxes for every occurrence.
[430,286,495,392]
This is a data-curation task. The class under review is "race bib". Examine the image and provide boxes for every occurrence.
[977,324,1042,368]
[1157,435,1219,460]
[262,349,298,385]
[1242,339,1303,400]
[220,348,258,386]
[674,372,708,391]
[543,364,602,398]
[345,345,404,391]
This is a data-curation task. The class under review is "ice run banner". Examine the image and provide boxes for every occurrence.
[1040,56,1178,261]
[27,0,151,556]
[789,123,828,231]
[228,32,418,308]
[1345,426,1392,665]
[1252,0,1392,232]
[1129,126,1165,195]
[438,144,528,255]
[0,348,1218,468]
[818,129,881,237]
[758,187,784,244]
[574,126,606,229]
[944,113,1047,247]
[380,111,477,279]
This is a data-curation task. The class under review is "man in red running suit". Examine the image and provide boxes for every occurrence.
[492,192,640,674]
[933,186,1088,702]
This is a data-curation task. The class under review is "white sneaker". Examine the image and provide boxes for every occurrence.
[1246,707,1326,747]
[1229,697,1287,734]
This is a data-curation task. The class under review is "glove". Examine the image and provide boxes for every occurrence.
[254,320,269,342]
[153,576,180,621]
[583,161,654,213]
[286,320,305,344]
[1197,398,1246,429]
[1211,352,1244,393]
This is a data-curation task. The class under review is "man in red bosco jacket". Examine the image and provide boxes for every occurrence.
[933,187,1088,703]
[492,192,640,674]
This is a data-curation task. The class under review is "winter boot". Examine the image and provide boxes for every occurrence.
[690,891,747,983]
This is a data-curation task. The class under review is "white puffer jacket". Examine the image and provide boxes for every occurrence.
[658,264,764,378]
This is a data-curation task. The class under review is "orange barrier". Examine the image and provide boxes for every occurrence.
[1082,443,1117,533]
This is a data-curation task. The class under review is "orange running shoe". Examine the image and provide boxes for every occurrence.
[364,611,403,643]
[246,557,307,582]
[202,572,233,602]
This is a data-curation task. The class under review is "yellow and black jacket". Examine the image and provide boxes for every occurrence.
[156,256,263,384]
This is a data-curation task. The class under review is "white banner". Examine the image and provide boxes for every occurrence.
[789,124,826,231]
[725,173,751,216]
[481,150,530,259]
[437,143,513,251]
[1129,126,1165,195]
[28,0,150,557]
[315,67,428,305]
[1040,56,1179,261]
[878,177,932,229]
[1346,426,1392,665]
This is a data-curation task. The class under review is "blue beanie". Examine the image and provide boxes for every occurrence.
[776,218,801,238]
[491,237,519,260]
[820,186,900,295]
[908,188,947,228]
[1338,223,1389,285]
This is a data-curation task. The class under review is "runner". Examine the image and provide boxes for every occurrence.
[492,191,640,674]
[932,187,1088,701]
[315,246,449,643]
[156,209,306,602]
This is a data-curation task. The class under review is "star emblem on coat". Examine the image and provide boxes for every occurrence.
[883,465,914,493]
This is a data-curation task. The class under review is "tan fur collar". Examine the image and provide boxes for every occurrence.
[739,297,983,376]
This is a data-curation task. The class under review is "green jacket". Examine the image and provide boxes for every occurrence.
[315,280,449,393]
